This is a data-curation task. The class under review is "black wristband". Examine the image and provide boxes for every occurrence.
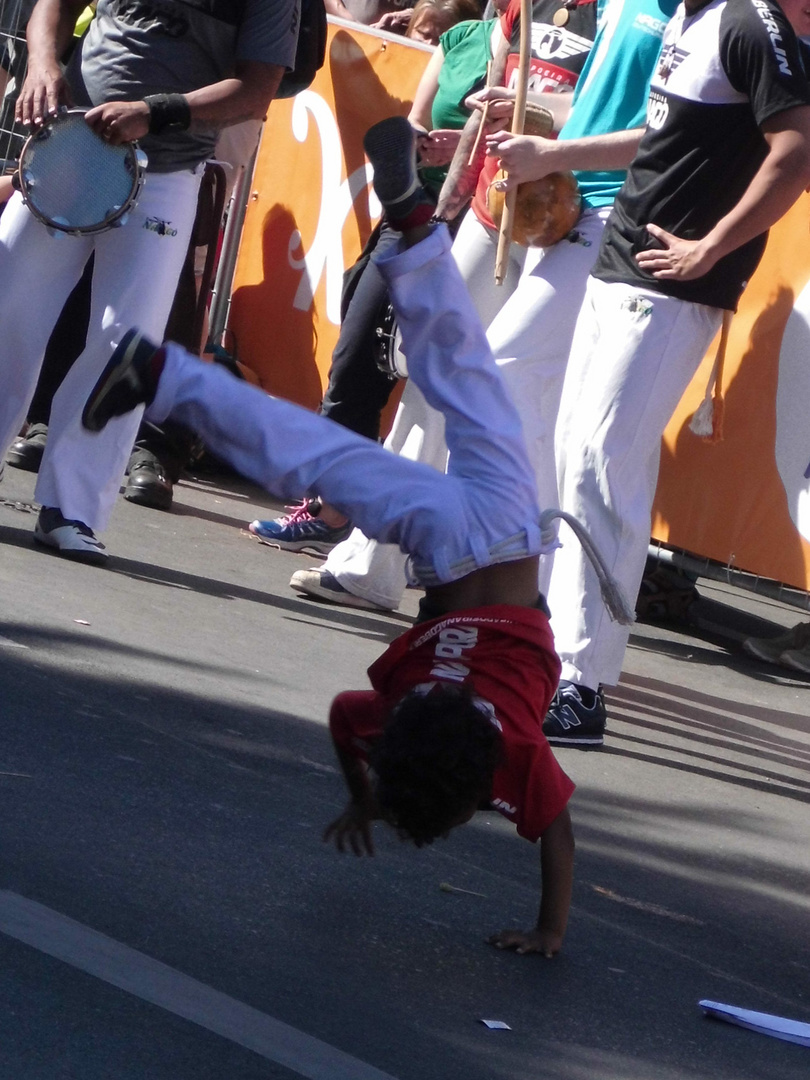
[143,93,191,135]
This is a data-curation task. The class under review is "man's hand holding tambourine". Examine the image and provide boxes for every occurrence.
[85,100,151,145]
[16,60,71,128]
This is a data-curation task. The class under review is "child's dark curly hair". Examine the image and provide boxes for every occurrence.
[369,683,503,847]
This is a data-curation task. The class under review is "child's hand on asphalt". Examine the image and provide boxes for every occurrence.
[488,927,563,958]
[323,799,376,856]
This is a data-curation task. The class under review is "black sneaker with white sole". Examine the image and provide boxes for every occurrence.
[34,506,108,565]
[82,328,163,433]
[543,681,606,748]
[363,116,436,227]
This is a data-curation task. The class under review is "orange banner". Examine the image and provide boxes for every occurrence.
[228,22,431,409]
[652,195,810,591]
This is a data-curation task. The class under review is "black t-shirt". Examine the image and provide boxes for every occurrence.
[594,0,810,310]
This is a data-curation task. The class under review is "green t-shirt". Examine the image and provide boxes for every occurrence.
[420,18,493,194]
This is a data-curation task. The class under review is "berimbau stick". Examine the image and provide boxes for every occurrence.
[494,0,531,285]
[467,61,493,166]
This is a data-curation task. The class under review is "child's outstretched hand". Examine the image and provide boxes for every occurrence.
[488,927,563,958]
[323,799,376,856]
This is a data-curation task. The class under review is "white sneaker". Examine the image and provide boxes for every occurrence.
[289,568,390,611]
[34,507,108,565]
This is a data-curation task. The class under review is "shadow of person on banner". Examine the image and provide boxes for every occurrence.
[654,284,807,604]
[229,204,322,409]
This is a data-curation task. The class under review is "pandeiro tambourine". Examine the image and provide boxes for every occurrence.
[17,109,147,235]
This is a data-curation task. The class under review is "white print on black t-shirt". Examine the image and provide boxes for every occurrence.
[430,626,479,682]
[520,68,578,93]
[656,43,688,81]
[594,0,810,310]
[751,0,793,73]
[531,24,593,61]
[646,89,669,128]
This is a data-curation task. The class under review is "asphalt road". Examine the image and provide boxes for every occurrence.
[0,462,808,1080]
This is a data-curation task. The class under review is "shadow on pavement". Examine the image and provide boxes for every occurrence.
[0,643,808,1080]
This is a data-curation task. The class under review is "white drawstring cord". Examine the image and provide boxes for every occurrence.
[539,508,636,626]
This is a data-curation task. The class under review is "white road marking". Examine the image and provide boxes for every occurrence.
[0,890,399,1080]
[0,635,28,649]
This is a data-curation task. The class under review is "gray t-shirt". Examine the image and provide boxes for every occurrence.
[66,0,300,172]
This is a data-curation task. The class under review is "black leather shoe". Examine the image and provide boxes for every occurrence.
[7,423,48,472]
[124,450,173,511]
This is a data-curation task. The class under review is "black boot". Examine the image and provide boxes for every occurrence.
[6,423,48,472]
[124,448,173,511]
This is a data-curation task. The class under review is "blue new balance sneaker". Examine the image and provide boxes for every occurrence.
[543,681,606,748]
[249,500,352,554]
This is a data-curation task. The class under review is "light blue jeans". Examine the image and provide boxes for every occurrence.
[148,225,554,585]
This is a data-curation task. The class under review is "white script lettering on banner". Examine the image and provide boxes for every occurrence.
[288,91,380,324]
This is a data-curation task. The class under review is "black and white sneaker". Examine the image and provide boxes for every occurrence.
[543,681,606,748]
[34,506,108,565]
[82,328,162,433]
[363,116,435,225]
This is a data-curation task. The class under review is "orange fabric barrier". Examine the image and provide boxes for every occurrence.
[228,23,431,410]
[652,195,810,591]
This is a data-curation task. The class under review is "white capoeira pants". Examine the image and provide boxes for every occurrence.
[547,276,723,689]
[321,208,609,609]
[145,224,555,584]
[0,168,201,531]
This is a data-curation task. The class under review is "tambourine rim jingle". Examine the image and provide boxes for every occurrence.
[17,108,147,236]
[373,301,409,380]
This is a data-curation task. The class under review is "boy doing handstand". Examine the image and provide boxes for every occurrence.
[83,118,631,957]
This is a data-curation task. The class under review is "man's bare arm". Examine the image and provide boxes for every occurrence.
[17,0,87,125]
[486,127,644,189]
[84,59,285,145]
[637,106,810,282]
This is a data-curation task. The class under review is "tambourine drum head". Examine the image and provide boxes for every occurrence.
[20,112,138,233]
[487,170,581,248]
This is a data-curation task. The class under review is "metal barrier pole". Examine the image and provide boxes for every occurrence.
[207,142,259,351]
[648,542,810,614]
